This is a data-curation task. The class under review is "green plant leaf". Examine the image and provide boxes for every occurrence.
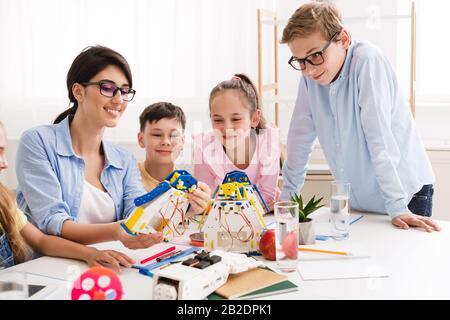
[289,192,296,203]
[304,196,316,209]
[300,194,304,210]
[290,192,325,221]
[298,210,306,223]
[290,192,325,222]
[312,197,324,207]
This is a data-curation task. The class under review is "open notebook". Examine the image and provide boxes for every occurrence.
[208,267,298,300]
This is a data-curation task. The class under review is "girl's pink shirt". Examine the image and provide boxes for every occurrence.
[193,124,280,208]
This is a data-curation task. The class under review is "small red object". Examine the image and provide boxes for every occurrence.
[189,232,204,247]
[259,229,276,261]
[282,231,298,259]
[140,246,176,264]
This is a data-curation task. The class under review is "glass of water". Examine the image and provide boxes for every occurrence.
[274,201,299,272]
[330,181,350,240]
[0,271,29,300]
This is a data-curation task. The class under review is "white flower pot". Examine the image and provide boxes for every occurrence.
[298,219,315,245]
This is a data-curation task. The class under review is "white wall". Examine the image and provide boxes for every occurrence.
[275,0,402,97]
[0,0,276,142]
[2,0,449,221]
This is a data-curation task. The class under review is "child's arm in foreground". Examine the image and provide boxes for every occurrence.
[21,222,135,272]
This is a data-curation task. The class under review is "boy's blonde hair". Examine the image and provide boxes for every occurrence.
[281,1,343,44]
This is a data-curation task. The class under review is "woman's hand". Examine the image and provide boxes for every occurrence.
[115,222,163,249]
[187,181,211,214]
[86,248,135,273]
[120,232,163,250]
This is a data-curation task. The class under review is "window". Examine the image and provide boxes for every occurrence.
[0,0,273,140]
[416,0,450,106]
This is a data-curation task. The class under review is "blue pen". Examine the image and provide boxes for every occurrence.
[133,247,201,279]
[144,246,202,270]
[350,215,364,225]
[138,268,154,278]
[132,265,154,277]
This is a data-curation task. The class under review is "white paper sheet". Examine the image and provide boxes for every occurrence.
[297,256,389,281]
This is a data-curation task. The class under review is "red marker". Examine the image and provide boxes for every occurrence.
[140,246,176,265]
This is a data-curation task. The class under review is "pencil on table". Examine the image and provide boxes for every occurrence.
[298,247,351,256]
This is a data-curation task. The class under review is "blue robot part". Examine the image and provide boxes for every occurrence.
[222,170,250,185]
[219,170,270,213]
[120,222,136,236]
[165,170,198,192]
[133,170,198,207]
[134,181,171,207]
[252,184,270,213]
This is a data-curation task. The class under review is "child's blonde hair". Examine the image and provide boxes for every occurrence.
[209,73,266,134]
[0,121,31,265]
[281,1,343,44]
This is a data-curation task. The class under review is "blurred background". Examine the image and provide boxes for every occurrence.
[1,0,449,219]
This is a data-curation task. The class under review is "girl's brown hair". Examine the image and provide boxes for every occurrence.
[0,121,31,265]
[0,183,31,264]
[209,73,266,134]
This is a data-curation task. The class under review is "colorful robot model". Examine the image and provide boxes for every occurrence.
[201,171,268,253]
[121,170,198,241]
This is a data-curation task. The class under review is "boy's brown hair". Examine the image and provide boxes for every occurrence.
[281,1,343,44]
[139,102,186,132]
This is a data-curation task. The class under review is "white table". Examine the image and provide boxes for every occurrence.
[2,208,449,300]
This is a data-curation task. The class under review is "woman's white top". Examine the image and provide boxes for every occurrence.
[77,180,116,224]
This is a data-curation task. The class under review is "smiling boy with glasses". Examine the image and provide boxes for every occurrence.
[280,1,440,232]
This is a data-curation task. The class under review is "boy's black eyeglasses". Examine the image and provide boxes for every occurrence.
[288,32,339,71]
[81,81,136,102]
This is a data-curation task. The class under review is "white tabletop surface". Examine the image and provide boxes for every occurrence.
[1,207,449,300]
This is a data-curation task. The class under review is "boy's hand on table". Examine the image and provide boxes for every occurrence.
[187,181,211,214]
[392,214,441,232]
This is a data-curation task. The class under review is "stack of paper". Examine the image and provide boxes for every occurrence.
[209,267,298,300]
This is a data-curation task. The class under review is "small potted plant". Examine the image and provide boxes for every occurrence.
[290,193,324,245]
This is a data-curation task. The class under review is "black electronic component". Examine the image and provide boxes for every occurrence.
[193,260,211,269]
[207,255,222,265]
[182,258,199,267]
[194,251,210,261]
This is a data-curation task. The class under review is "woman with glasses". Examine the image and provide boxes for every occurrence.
[15,46,163,249]
[1,121,134,272]
[280,2,440,232]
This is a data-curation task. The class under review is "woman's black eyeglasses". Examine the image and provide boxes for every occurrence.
[81,81,136,101]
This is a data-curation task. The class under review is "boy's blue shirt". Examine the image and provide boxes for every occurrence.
[281,40,434,217]
[15,116,146,235]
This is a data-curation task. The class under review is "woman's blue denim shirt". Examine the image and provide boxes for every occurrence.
[15,116,146,236]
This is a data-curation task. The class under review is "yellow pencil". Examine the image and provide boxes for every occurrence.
[298,247,351,256]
